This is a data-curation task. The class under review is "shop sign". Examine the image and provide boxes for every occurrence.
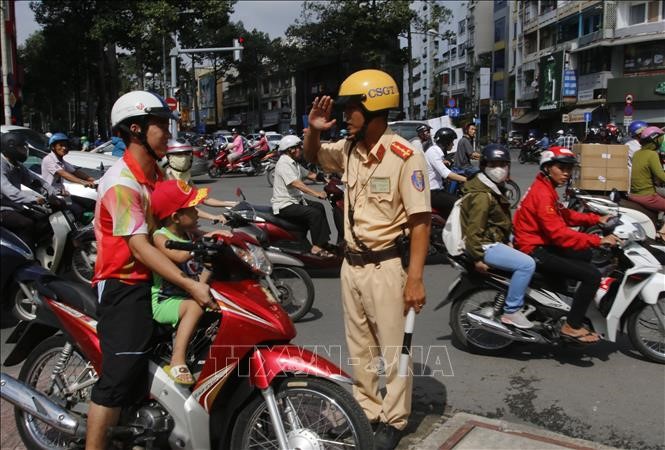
[539,51,563,111]
[563,69,577,97]
[623,116,633,126]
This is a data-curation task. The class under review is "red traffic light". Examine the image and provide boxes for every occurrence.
[238,37,245,44]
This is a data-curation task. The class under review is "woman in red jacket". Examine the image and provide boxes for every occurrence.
[513,147,620,344]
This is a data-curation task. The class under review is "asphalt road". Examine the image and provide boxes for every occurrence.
[1,149,663,449]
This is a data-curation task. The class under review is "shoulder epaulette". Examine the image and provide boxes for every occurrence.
[390,141,413,160]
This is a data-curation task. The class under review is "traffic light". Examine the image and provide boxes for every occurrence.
[233,37,244,62]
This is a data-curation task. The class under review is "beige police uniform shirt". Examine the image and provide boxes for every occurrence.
[317,127,431,251]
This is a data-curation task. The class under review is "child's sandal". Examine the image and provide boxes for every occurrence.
[164,364,195,386]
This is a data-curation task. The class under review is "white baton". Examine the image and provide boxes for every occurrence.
[399,307,416,377]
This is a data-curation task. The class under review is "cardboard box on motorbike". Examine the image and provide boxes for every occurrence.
[573,144,629,192]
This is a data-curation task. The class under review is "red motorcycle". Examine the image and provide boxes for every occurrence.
[208,144,267,178]
[1,233,373,449]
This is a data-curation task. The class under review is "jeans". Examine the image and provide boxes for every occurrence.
[483,243,536,313]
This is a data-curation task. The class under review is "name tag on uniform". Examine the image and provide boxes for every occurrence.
[370,177,391,193]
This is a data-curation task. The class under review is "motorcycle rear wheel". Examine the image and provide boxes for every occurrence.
[627,296,665,364]
[208,166,222,178]
[267,167,275,187]
[451,288,514,355]
[16,336,96,450]
[10,281,38,322]
[267,266,315,322]
[230,376,374,449]
[504,180,521,209]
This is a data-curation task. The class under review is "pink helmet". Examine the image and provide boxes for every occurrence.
[639,126,664,143]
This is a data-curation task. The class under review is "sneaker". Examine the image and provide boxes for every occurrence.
[501,311,534,329]
[374,423,404,450]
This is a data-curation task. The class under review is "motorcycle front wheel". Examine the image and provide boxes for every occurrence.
[71,240,96,285]
[16,335,97,450]
[208,166,222,178]
[10,281,38,321]
[450,288,514,355]
[267,266,315,322]
[230,376,374,449]
[627,296,665,364]
[266,167,275,187]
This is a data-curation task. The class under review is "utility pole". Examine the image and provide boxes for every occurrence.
[407,27,414,120]
[1,0,12,125]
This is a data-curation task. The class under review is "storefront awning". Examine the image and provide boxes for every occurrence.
[511,111,539,124]
[565,106,599,123]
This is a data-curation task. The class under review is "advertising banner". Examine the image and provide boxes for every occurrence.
[480,67,491,100]
[624,42,665,75]
[539,51,563,111]
[563,69,577,97]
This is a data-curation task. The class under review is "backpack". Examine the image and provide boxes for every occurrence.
[442,192,491,256]
[442,194,470,256]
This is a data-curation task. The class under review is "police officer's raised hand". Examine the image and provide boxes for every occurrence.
[309,96,337,132]
[404,276,426,314]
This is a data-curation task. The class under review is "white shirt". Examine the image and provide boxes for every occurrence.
[41,151,76,193]
[425,144,452,190]
[271,153,309,214]
[626,139,641,168]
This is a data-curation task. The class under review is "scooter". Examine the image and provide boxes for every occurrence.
[1,233,374,450]
[518,137,542,164]
[208,145,266,178]
[2,200,95,321]
[439,214,665,363]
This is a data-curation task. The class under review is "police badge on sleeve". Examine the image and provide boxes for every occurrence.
[411,170,425,192]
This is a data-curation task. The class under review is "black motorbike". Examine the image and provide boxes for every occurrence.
[518,138,542,164]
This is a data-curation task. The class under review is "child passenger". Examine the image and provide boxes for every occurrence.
[150,179,222,385]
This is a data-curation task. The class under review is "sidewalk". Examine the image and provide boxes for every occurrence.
[411,412,622,450]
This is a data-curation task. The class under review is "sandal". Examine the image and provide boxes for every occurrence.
[311,248,335,258]
[164,364,195,386]
[560,328,600,345]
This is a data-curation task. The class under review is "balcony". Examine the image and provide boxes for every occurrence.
[539,8,557,27]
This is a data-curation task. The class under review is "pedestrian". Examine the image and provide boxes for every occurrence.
[86,91,214,450]
[303,69,431,450]
[452,122,480,176]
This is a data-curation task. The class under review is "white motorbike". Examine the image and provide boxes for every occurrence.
[439,213,665,363]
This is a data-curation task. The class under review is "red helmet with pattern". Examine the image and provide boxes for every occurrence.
[539,146,577,169]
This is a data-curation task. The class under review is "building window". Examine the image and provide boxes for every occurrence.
[578,47,611,75]
[629,2,647,25]
[494,17,506,42]
[459,19,466,35]
[558,18,578,42]
[451,68,456,85]
[493,81,505,99]
[459,68,465,83]
[540,0,556,14]
[582,13,602,35]
[451,48,457,60]
[493,49,505,71]
[494,0,506,11]
[648,0,660,21]
[458,44,465,57]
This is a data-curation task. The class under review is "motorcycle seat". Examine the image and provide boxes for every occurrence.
[255,211,308,232]
[37,276,99,320]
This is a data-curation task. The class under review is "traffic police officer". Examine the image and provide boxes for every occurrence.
[303,69,431,450]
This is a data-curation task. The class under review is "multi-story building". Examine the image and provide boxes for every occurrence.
[511,0,665,138]
[466,0,494,140]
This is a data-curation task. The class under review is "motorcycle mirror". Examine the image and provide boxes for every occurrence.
[609,189,620,204]
[235,187,246,201]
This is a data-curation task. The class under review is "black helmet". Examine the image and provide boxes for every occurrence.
[480,144,511,167]
[434,127,457,149]
[1,131,29,163]
[416,124,431,134]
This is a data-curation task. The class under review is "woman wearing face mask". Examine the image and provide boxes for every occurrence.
[513,147,620,344]
[164,139,236,222]
[460,144,536,329]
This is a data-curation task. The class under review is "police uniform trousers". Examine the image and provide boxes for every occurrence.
[340,256,411,430]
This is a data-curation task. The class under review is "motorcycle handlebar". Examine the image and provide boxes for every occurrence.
[165,240,195,251]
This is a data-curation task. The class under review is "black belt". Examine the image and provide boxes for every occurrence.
[344,246,401,267]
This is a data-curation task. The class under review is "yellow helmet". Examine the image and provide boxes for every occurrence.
[337,69,400,113]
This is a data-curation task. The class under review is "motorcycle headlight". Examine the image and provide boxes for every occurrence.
[631,223,646,242]
[231,243,272,276]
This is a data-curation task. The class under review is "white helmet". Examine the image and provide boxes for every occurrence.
[259,130,266,136]
[111,90,176,128]
[556,129,564,135]
[278,135,302,152]
[166,138,193,154]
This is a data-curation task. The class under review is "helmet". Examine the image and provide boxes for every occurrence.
[111,90,176,128]
[480,144,511,166]
[628,120,648,138]
[278,135,303,152]
[259,130,265,136]
[433,127,457,148]
[416,124,431,134]
[81,136,88,142]
[556,129,564,135]
[336,69,399,113]
[1,131,29,162]
[606,123,618,134]
[540,146,577,169]
[566,128,575,135]
[166,138,193,154]
[639,126,664,144]
[48,132,69,147]
[232,128,238,134]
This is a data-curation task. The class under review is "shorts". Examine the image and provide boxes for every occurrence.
[91,279,153,408]
[152,295,184,327]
